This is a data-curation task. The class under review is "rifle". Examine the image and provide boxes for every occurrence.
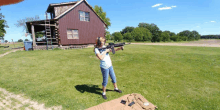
[97,42,126,54]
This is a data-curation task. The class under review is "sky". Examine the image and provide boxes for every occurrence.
[1,0,220,42]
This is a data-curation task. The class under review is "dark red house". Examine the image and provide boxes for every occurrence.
[26,0,107,49]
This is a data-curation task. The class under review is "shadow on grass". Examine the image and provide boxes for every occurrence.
[75,84,113,95]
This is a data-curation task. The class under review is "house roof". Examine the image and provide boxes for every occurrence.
[50,1,78,6]
[53,0,107,27]
[46,1,78,12]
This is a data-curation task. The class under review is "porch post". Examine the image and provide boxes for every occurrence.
[31,24,36,46]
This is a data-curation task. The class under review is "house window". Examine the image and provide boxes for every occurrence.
[67,29,79,39]
[79,11,90,21]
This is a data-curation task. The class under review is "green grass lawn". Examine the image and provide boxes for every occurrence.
[0,48,10,54]
[0,42,24,54]
[0,45,219,110]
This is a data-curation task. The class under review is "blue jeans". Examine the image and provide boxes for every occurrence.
[101,66,117,87]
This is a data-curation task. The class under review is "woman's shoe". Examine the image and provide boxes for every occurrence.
[102,94,107,99]
[114,89,122,93]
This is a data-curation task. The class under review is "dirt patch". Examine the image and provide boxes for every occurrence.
[0,88,62,110]
[131,40,220,47]
[0,49,23,57]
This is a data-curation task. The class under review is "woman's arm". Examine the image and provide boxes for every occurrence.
[108,46,124,52]
[96,49,110,60]
[114,46,124,52]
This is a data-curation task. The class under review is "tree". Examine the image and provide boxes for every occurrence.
[110,34,114,40]
[178,30,200,41]
[138,23,161,42]
[121,26,135,36]
[25,39,29,41]
[170,35,180,41]
[15,15,39,32]
[123,32,132,42]
[93,5,111,29]
[0,37,3,44]
[131,27,152,41]
[201,35,220,39]
[131,27,143,41]
[5,40,8,43]
[170,32,176,37]
[18,39,23,42]
[105,31,111,40]
[14,15,44,39]
[0,8,9,39]
[164,30,176,37]
[143,29,152,41]
[178,30,192,41]
[112,32,123,42]
[180,36,188,41]
[161,31,170,42]
[191,30,201,40]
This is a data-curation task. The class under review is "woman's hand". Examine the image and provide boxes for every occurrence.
[121,46,124,50]
[114,46,124,52]
[105,49,111,53]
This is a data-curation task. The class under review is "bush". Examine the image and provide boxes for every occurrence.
[53,48,62,50]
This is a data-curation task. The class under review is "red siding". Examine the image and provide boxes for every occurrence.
[58,1,105,45]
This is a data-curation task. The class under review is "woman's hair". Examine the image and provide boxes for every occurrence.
[94,37,105,52]
[95,37,105,47]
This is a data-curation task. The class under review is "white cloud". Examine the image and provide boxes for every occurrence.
[152,3,163,8]
[171,6,177,8]
[210,21,216,23]
[158,6,172,10]
[197,26,200,28]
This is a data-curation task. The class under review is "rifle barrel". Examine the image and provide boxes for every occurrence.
[97,43,125,50]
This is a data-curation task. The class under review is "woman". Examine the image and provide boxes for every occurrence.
[94,37,123,99]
